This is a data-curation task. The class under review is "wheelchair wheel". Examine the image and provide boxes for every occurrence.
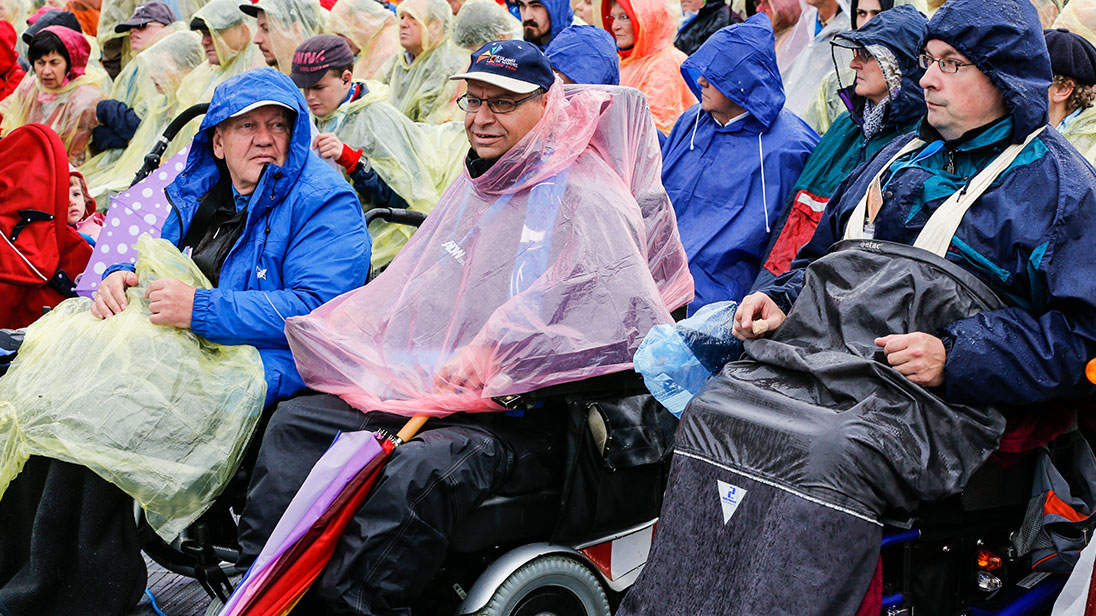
[474,554,611,616]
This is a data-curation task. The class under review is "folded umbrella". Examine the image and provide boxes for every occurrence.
[218,416,427,616]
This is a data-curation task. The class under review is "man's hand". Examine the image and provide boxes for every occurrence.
[433,346,494,393]
[733,292,787,340]
[91,270,139,318]
[312,132,344,160]
[875,332,947,387]
[145,278,197,328]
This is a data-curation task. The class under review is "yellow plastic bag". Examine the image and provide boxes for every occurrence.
[0,235,267,540]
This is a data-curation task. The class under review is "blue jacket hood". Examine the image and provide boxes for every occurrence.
[545,25,619,85]
[543,0,574,43]
[924,0,1051,143]
[834,4,927,129]
[680,14,784,129]
[167,67,312,214]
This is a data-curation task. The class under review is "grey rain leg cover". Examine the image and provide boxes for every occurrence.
[620,241,1009,615]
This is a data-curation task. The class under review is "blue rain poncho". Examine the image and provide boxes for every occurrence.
[662,15,818,313]
[545,24,619,85]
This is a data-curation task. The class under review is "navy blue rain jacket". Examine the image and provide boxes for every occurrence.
[545,25,619,85]
[164,68,370,405]
[662,14,819,313]
[761,0,1096,406]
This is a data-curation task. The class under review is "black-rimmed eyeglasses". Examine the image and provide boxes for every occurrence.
[457,91,544,114]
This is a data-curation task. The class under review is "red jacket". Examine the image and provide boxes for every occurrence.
[0,21,27,112]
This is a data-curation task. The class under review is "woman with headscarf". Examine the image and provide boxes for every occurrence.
[80,30,204,201]
[803,0,926,134]
[379,0,467,123]
[754,4,926,289]
[0,26,105,165]
[328,0,402,80]
[595,0,696,134]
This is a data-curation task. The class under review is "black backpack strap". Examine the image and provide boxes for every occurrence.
[180,175,231,251]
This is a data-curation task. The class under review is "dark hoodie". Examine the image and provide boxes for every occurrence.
[755,4,926,285]
[510,0,573,49]
[662,15,819,312]
[674,0,741,56]
[764,0,1096,409]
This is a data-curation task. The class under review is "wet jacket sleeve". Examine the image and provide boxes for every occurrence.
[92,99,141,150]
[939,202,1096,405]
[188,184,370,350]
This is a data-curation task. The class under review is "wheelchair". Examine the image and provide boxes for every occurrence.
[138,366,678,616]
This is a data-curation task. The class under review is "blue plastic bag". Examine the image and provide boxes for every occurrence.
[633,301,744,417]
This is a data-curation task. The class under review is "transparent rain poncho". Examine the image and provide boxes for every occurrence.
[380,0,467,123]
[451,0,522,52]
[255,0,327,73]
[81,31,205,202]
[592,0,695,134]
[328,0,400,80]
[77,22,186,187]
[0,28,105,165]
[0,235,267,540]
[286,83,693,417]
[314,87,468,268]
[97,0,139,69]
[167,0,264,157]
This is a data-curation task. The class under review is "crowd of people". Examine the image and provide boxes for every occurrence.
[3,0,1096,613]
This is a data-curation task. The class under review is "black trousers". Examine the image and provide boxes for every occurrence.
[237,393,563,616]
[0,456,147,616]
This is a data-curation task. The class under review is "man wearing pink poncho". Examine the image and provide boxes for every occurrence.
[235,40,691,614]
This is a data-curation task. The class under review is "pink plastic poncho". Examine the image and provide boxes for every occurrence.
[286,83,693,417]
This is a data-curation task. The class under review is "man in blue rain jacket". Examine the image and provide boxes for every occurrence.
[662,14,818,314]
[94,67,371,407]
[741,0,1096,408]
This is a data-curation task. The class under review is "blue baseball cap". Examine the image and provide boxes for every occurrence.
[450,40,555,94]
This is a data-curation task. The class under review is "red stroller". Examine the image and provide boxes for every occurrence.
[0,124,92,329]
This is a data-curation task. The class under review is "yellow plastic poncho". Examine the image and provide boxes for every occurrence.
[0,235,267,540]
[167,0,264,155]
[252,0,327,73]
[379,0,467,123]
[81,31,205,202]
[77,22,185,183]
[97,0,140,69]
[593,0,695,134]
[802,0,927,136]
[0,31,105,165]
[328,0,400,80]
[1055,0,1096,40]
[315,87,468,267]
[1053,0,1096,164]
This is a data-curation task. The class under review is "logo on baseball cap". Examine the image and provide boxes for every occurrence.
[290,35,356,89]
[450,40,555,94]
